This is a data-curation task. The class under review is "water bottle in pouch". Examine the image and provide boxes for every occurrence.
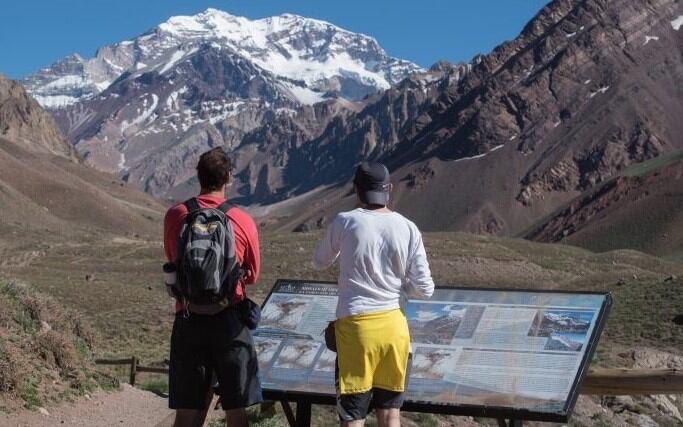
[163,262,177,297]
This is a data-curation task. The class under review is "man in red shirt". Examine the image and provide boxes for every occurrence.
[164,147,262,427]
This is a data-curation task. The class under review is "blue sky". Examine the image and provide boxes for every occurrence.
[1,0,550,79]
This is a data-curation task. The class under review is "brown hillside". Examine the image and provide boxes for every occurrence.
[0,75,74,159]
[0,76,166,241]
[524,154,683,257]
[0,137,165,239]
[275,0,683,246]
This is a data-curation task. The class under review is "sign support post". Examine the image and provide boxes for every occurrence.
[295,401,312,427]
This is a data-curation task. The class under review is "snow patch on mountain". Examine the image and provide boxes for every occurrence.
[118,152,127,171]
[588,86,610,98]
[672,16,683,31]
[121,94,159,133]
[454,144,505,163]
[165,87,188,111]
[159,48,199,74]
[33,94,81,109]
[644,35,660,45]
[282,82,326,105]
[42,75,87,90]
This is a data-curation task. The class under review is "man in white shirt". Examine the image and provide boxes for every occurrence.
[313,161,434,427]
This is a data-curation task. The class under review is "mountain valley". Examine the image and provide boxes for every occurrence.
[20,1,683,262]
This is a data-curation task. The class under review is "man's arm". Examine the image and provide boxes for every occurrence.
[163,205,184,262]
[405,229,435,299]
[242,219,260,285]
[313,216,341,270]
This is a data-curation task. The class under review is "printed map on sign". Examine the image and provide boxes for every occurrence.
[254,280,610,417]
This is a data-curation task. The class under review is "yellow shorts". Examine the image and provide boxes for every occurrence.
[335,308,410,394]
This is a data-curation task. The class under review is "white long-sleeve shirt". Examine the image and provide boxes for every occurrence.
[313,208,435,319]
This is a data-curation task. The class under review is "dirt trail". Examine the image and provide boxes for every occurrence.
[0,385,173,427]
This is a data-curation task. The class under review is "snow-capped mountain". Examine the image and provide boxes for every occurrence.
[18,8,428,201]
[22,8,422,108]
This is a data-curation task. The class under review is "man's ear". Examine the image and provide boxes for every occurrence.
[353,184,363,205]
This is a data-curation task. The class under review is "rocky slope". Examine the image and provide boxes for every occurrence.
[0,76,165,238]
[0,75,74,159]
[524,150,683,257]
[275,0,683,241]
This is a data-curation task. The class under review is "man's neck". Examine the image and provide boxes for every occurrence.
[360,203,391,212]
[199,189,226,199]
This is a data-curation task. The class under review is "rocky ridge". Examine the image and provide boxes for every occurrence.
[281,0,683,243]
[0,75,74,159]
[0,75,165,237]
[524,151,683,256]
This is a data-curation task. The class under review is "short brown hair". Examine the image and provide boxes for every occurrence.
[197,147,231,191]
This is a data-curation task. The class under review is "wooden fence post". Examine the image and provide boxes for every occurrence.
[130,356,138,386]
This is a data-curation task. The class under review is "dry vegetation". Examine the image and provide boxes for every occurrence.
[0,279,117,412]
[0,230,681,425]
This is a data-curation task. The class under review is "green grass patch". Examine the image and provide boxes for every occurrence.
[13,308,38,335]
[620,149,683,177]
[19,380,41,409]
[92,371,120,391]
[413,413,439,427]
[140,377,168,395]
[74,337,92,359]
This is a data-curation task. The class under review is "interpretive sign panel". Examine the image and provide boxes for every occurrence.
[255,280,611,423]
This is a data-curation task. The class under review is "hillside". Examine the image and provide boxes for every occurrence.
[524,150,683,258]
[0,75,74,159]
[0,76,166,241]
[0,75,167,410]
[0,136,164,239]
[279,0,683,242]
[0,279,106,412]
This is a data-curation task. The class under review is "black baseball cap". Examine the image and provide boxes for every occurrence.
[353,161,391,206]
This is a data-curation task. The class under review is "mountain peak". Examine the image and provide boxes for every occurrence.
[157,8,360,45]
[23,8,422,108]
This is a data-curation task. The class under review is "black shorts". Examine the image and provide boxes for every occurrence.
[169,307,263,410]
[335,359,405,421]
[337,388,405,421]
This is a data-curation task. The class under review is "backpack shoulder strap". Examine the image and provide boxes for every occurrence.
[184,197,201,213]
[218,200,236,215]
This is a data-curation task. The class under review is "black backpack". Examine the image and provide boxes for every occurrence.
[174,198,241,313]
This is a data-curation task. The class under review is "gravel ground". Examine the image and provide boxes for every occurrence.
[0,384,174,427]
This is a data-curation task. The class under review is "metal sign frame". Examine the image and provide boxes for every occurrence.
[257,279,612,425]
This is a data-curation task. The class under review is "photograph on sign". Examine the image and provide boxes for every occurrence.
[254,336,281,365]
[255,280,610,421]
[411,347,461,380]
[313,348,336,373]
[260,295,311,331]
[528,310,594,352]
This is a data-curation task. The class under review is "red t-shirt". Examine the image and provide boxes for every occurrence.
[163,193,260,311]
